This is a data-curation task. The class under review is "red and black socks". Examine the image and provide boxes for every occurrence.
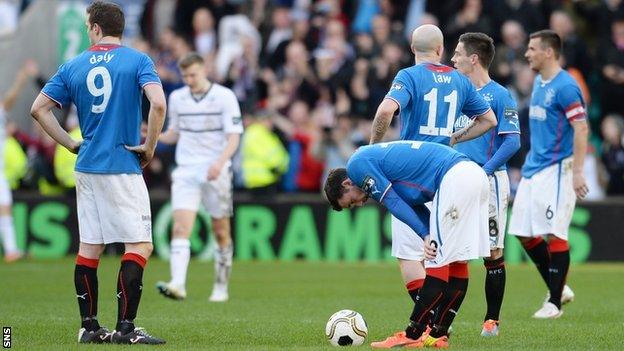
[116,253,147,334]
[405,266,449,340]
[429,262,469,338]
[406,279,424,304]
[521,237,550,285]
[547,238,570,308]
[484,256,506,321]
[75,255,100,332]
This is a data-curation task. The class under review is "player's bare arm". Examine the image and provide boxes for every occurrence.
[30,94,81,154]
[3,60,38,111]
[158,128,179,145]
[208,133,240,180]
[571,119,589,199]
[450,109,497,146]
[370,98,398,144]
[125,83,166,168]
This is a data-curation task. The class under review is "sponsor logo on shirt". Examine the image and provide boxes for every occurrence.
[361,176,380,195]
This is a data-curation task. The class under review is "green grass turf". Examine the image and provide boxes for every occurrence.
[1,259,623,350]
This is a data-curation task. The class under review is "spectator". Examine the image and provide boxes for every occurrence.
[241,112,289,195]
[550,10,591,78]
[600,18,624,116]
[311,114,357,184]
[491,20,527,86]
[600,114,624,195]
[192,7,217,57]
[444,0,493,59]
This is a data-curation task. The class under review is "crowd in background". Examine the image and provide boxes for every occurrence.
[3,0,624,200]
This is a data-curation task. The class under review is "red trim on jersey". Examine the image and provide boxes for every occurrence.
[88,44,122,51]
[426,265,449,282]
[122,252,147,268]
[449,262,469,279]
[76,255,99,268]
[425,63,454,73]
[406,279,425,292]
[548,237,569,253]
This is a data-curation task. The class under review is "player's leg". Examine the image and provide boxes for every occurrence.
[482,170,509,336]
[74,172,110,344]
[539,158,576,315]
[157,209,197,300]
[209,216,233,302]
[509,176,551,286]
[94,173,164,344]
[204,163,234,302]
[157,167,201,300]
[0,176,21,262]
[399,259,426,303]
[425,162,490,346]
[391,215,427,303]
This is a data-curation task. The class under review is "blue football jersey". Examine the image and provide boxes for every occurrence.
[42,44,161,174]
[522,70,586,178]
[346,141,469,205]
[385,63,491,145]
[453,80,520,170]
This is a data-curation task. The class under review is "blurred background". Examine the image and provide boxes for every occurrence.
[1,0,623,262]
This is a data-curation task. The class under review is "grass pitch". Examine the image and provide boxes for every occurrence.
[1,258,623,350]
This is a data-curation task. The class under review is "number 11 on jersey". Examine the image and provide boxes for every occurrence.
[420,88,457,137]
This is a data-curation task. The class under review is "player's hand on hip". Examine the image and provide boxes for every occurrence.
[207,161,224,181]
[68,140,82,154]
[423,235,438,260]
[573,171,589,200]
[125,144,154,168]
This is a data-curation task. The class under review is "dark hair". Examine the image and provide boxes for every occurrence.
[458,32,495,68]
[529,29,562,58]
[178,52,205,70]
[324,168,348,211]
[86,1,125,38]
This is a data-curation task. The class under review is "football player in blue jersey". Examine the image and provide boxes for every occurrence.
[450,32,521,336]
[30,1,166,344]
[509,30,589,319]
[367,24,498,345]
[324,141,491,348]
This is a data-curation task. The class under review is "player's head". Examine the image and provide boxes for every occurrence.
[452,32,495,74]
[410,24,444,62]
[86,1,125,44]
[178,52,207,90]
[525,30,562,71]
[324,168,369,211]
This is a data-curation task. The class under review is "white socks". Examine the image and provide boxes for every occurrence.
[169,238,190,289]
[214,244,233,286]
[0,215,19,255]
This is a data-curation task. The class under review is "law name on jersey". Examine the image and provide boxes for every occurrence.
[89,52,115,64]
[432,73,452,84]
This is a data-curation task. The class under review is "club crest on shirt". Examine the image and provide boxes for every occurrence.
[361,176,380,195]
[544,88,555,106]
[482,92,493,102]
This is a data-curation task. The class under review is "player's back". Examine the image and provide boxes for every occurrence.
[43,44,161,174]
[522,70,585,178]
[386,63,490,145]
[347,141,469,205]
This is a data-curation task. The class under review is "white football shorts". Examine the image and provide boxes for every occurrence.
[171,161,233,218]
[425,161,490,268]
[75,172,152,244]
[488,170,511,249]
[509,157,575,240]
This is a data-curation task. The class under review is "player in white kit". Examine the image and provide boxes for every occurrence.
[156,52,242,302]
[0,61,38,263]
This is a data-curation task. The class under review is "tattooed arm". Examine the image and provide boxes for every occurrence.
[370,99,399,144]
[449,109,497,146]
